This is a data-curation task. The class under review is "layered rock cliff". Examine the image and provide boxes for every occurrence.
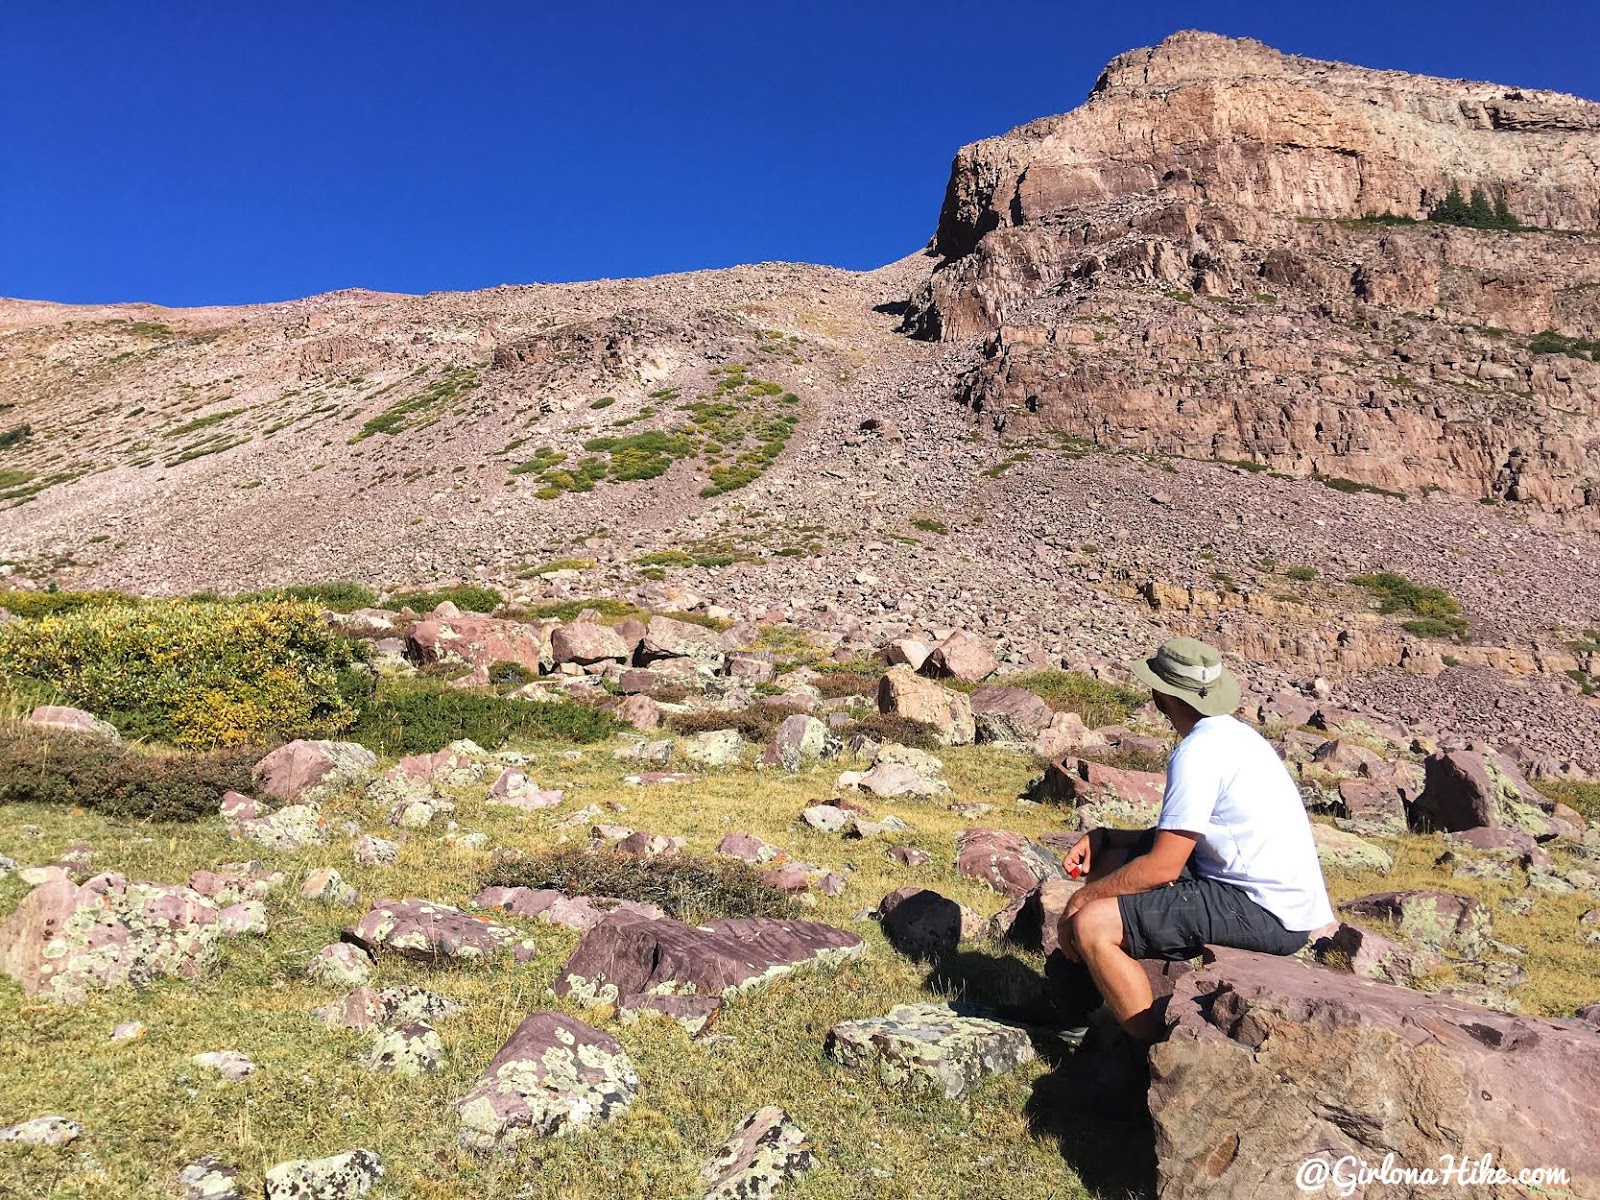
[908,31,1600,520]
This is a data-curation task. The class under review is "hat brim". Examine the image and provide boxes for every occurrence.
[1129,656,1242,718]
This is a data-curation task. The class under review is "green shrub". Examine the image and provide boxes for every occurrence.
[521,597,647,624]
[843,712,946,751]
[910,517,947,535]
[1312,473,1406,500]
[1428,183,1522,231]
[483,844,797,925]
[0,725,261,821]
[1005,670,1146,728]
[347,681,617,755]
[0,424,31,450]
[1528,330,1600,362]
[589,396,616,410]
[1285,566,1318,582]
[0,590,139,619]
[232,582,378,612]
[390,585,502,614]
[1349,572,1469,641]
[0,599,360,748]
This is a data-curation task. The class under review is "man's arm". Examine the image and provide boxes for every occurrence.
[1066,830,1197,909]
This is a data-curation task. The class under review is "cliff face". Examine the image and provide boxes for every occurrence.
[909,32,1600,520]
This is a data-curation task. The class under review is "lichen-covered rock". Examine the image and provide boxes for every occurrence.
[0,1115,82,1145]
[1148,947,1600,1200]
[178,1156,241,1200]
[406,613,553,676]
[554,912,864,1005]
[188,862,283,906]
[351,836,400,866]
[365,1020,442,1076]
[699,1106,817,1200]
[455,1013,639,1151]
[1040,758,1165,825]
[853,760,949,798]
[314,985,461,1032]
[192,1049,256,1082]
[263,1148,383,1199]
[217,901,269,937]
[485,769,563,809]
[618,992,724,1036]
[236,803,329,852]
[638,615,727,668]
[253,740,377,803]
[1412,749,1552,836]
[0,874,221,1003]
[759,714,831,771]
[342,899,528,963]
[551,620,631,666]
[301,868,359,906]
[920,630,998,683]
[968,685,1054,744]
[954,828,1068,897]
[800,804,850,834]
[1310,823,1393,873]
[685,730,745,768]
[1320,921,1439,985]
[306,942,374,989]
[825,1002,1036,1098]
[25,705,120,740]
[1340,890,1495,959]
[472,886,664,932]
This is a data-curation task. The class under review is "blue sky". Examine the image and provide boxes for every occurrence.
[3,2,1597,307]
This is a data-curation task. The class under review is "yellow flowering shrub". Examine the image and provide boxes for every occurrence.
[0,598,362,748]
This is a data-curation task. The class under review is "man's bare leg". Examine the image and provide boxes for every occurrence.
[1066,896,1162,1040]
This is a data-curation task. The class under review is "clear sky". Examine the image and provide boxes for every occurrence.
[4,1,1597,307]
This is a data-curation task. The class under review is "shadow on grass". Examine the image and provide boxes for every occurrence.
[926,947,1159,1200]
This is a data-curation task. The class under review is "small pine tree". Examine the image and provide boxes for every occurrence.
[1429,183,1469,225]
[1492,191,1520,231]
[1467,186,1496,227]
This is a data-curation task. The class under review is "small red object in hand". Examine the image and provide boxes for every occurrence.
[1069,864,1084,879]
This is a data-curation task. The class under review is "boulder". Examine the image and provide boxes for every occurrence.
[1336,777,1407,830]
[263,1149,383,1200]
[471,887,665,931]
[252,740,377,803]
[955,828,1068,898]
[25,705,119,740]
[485,769,563,810]
[192,1049,256,1082]
[684,730,745,768]
[550,621,630,666]
[1310,823,1393,873]
[0,1116,83,1146]
[365,1020,443,1076]
[1321,921,1438,985]
[553,911,864,1005]
[759,714,830,771]
[1040,757,1165,825]
[0,875,221,1003]
[638,615,727,668]
[882,638,933,671]
[352,835,400,866]
[302,868,359,906]
[877,887,977,959]
[342,899,528,963]
[306,942,374,989]
[921,630,998,683]
[1411,749,1552,836]
[854,761,948,798]
[615,693,661,731]
[876,667,974,746]
[187,862,282,907]
[888,846,930,867]
[717,833,786,865]
[314,984,460,1032]
[406,613,552,675]
[1340,890,1494,959]
[825,1002,1035,1098]
[455,1013,638,1150]
[800,804,850,835]
[699,1107,817,1200]
[177,1157,240,1200]
[725,651,777,683]
[989,877,1083,957]
[235,801,329,852]
[1148,947,1600,1200]
[1031,711,1110,760]
[968,686,1054,744]
[217,901,268,937]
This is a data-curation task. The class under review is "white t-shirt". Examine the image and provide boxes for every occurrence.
[1157,714,1335,933]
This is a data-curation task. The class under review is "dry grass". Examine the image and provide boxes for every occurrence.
[2,732,1597,1199]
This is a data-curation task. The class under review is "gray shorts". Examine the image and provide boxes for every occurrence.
[1115,830,1308,962]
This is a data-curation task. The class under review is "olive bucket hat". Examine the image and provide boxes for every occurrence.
[1128,636,1241,718]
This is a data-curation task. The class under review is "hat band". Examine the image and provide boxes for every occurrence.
[1158,657,1222,686]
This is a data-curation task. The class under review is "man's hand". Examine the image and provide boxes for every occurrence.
[1062,831,1093,880]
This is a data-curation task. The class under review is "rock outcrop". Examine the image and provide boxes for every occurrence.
[908,31,1600,520]
[1148,947,1600,1199]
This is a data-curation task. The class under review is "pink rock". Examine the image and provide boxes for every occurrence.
[406,614,554,676]
[920,630,998,683]
[25,706,119,740]
[218,791,260,825]
[954,828,1068,897]
[1040,757,1166,817]
[251,740,377,802]
[485,769,562,810]
[615,694,661,731]
[716,834,785,865]
[550,621,630,666]
[969,685,1055,743]
[888,846,930,867]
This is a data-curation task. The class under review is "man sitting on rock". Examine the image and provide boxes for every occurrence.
[1058,637,1334,1040]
